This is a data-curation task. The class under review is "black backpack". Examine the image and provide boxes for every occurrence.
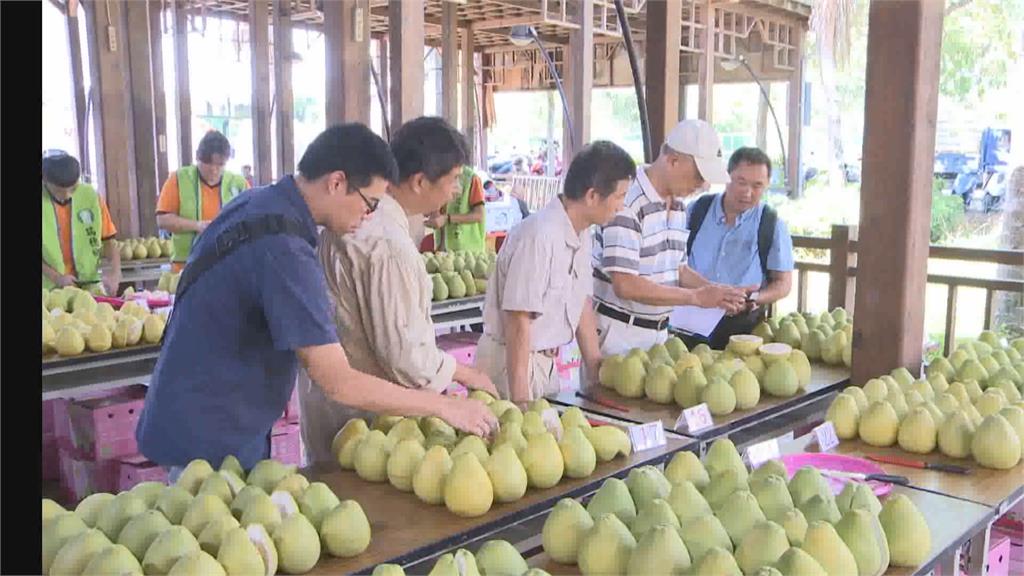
[685,194,777,287]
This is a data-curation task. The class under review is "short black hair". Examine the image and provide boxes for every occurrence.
[390,116,469,183]
[563,141,636,200]
[42,151,81,188]
[728,146,772,179]
[196,130,233,163]
[297,123,398,187]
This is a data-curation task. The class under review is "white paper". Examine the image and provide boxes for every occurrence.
[669,305,726,337]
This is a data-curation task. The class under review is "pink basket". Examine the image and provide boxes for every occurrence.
[117,455,168,491]
[437,333,481,366]
[59,448,119,504]
[64,385,147,461]
[271,423,303,466]
[780,452,894,498]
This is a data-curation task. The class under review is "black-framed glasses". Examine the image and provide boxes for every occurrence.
[351,186,380,214]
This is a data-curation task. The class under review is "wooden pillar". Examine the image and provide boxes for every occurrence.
[173,0,192,166]
[697,0,715,122]
[828,224,858,313]
[441,1,459,125]
[325,0,371,125]
[149,0,169,187]
[389,0,425,129]
[273,0,295,175]
[461,25,476,163]
[562,0,593,163]
[67,9,90,173]
[378,37,390,135]
[125,0,159,237]
[249,0,272,185]
[645,0,681,150]
[787,27,806,198]
[852,0,944,384]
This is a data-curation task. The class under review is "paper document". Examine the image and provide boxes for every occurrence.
[669,305,725,337]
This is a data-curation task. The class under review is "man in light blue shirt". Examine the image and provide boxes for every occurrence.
[686,147,794,348]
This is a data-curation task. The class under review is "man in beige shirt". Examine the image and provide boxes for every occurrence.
[476,142,638,405]
[300,117,498,463]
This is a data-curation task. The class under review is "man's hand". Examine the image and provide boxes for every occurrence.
[457,368,499,397]
[424,213,446,229]
[196,220,211,234]
[102,272,122,296]
[440,397,500,438]
[695,284,748,313]
[54,274,77,288]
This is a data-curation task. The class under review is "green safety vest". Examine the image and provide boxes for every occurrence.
[42,183,103,290]
[172,166,248,262]
[436,166,487,253]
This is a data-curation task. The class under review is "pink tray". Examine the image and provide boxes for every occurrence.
[781,452,894,498]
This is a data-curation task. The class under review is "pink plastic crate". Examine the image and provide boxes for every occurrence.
[984,534,1012,576]
[59,449,119,504]
[65,385,147,461]
[51,399,71,441]
[271,423,303,466]
[283,388,300,424]
[438,332,481,366]
[43,435,61,481]
[117,455,168,491]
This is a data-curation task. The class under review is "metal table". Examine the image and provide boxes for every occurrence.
[42,347,159,400]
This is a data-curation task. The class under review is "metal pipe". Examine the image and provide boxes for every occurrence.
[613,0,651,162]
[530,29,575,153]
[735,56,789,191]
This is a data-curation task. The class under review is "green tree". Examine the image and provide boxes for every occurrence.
[940,0,1024,104]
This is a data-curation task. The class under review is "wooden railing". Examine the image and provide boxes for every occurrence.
[790,224,1023,355]
[491,174,563,212]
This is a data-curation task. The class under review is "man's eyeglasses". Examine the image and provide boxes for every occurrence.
[350,186,380,214]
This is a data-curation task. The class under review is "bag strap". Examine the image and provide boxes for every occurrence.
[685,193,715,257]
[757,204,778,286]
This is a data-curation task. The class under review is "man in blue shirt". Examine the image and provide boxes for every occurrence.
[686,147,794,349]
[137,124,498,473]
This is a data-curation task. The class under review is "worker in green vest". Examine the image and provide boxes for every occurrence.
[41,150,122,295]
[156,131,250,272]
[427,165,487,253]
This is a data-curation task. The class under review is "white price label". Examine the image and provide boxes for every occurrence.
[541,408,564,441]
[745,438,781,469]
[674,403,714,434]
[628,421,667,452]
[814,421,840,453]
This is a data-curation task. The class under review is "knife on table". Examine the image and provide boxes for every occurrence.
[576,391,630,412]
[865,454,972,474]
[820,469,910,486]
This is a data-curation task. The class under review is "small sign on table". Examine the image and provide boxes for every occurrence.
[813,421,840,452]
[746,437,781,469]
[628,421,667,452]
[674,403,714,434]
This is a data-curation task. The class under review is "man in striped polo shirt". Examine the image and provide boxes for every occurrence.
[593,119,752,355]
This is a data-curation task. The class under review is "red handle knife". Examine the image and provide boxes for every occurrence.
[576,390,630,413]
[866,454,971,474]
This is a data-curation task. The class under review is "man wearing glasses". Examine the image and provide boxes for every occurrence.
[300,117,499,464]
[41,150,123,295]
[137,124,498,475]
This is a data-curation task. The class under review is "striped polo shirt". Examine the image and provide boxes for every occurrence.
[593,166,689,319]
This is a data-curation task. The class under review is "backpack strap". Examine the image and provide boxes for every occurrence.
[685,193,716,257]
[757,204,778,287]
[174,215,310,303]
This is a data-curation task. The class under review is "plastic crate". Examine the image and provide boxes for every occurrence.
[43,435,61,481]
[437,332,482,366]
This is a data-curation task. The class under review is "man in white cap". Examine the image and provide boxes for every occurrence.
[592,119,752,356]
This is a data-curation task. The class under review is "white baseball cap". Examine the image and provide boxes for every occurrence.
[664,119,731,185]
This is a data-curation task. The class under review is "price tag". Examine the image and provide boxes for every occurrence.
[541,408,564,441]
[674,403,714,434]
[814,421,840,453]
[627,421,667,452]
[745,438,781,469]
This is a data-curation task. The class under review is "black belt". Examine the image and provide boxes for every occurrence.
[596,302,669,331]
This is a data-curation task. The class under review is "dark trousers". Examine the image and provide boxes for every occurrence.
[673,307,767,351]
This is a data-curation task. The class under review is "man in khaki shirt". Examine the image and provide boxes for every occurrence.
[476,142,637,405]
[300,117,498,463]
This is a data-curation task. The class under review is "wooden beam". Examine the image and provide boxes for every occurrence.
[787,26,805,197]
[250,0,272,184]
[325,0,371,125]
[149,0,170,188]
[173,0,193,166]
[441,1,459,124]
[852,0,944,384]
[84,0,140,237]
[67,10,90,172]
[563,0,593,162]
[273,0,295,175]
[461,24,477,163]
[645,0,681,149]
[126,0,159,237]
[389,0,425,129]
[697,0,715,122]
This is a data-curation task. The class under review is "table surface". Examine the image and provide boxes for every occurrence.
[834,438,1024,512]
[549,363,851,440]
[305,433,695,574]
[526,485,993,576]
[42,346,159,399]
